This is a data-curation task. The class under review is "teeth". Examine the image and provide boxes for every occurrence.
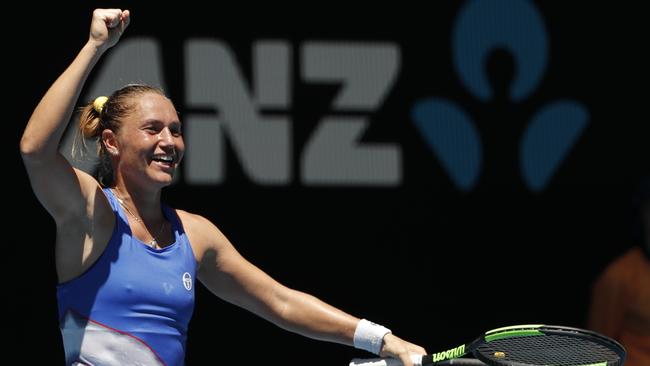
[153,155,174,163]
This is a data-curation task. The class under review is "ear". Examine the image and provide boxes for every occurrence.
[102,129,119,155]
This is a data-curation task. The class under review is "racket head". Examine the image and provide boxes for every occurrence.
[471,324,626,366]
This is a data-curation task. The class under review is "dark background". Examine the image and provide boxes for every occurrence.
[7,1,648,364]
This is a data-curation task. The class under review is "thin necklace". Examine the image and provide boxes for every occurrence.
[112,188,166,248]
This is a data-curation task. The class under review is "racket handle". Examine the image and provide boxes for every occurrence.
[350,354,423,366]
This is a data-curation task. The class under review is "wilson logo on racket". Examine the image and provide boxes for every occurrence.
[431,344,465,362]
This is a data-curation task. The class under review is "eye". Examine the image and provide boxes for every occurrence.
[144,126,160,134]
[170,123,183,137]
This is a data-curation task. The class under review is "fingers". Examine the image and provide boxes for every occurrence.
[92,8,130,32]
[397,352,414,366]
[380,334,426,366]
[120,10,131,32]
[97,8,124,28]
[89,8,130,50]
[407,343,427,356]
[380,334,409,366]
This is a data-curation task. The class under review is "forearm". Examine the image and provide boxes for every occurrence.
[20,42,104,158]
[267,286,424,366]
[199,233,424,365]
[273,288,360,346]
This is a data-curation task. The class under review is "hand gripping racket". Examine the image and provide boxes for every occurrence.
[350,324,626,366]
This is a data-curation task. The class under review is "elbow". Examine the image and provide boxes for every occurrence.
[19,134,47,162]
[20,135,39,157]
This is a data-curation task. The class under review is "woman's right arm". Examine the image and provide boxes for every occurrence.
[19,9,129,221]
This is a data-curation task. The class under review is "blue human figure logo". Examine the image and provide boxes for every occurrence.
[411,0,588,192]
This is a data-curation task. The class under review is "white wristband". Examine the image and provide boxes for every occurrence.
[353,319,392,355]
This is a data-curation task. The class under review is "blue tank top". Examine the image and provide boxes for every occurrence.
[57,188,197,366]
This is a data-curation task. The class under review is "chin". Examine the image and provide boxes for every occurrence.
[147,166,177,184]
[150,172,175,186]
[159,176,175,186]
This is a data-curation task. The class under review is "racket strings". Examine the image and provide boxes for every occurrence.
[476,334,622,366]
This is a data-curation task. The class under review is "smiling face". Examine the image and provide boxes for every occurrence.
[109,92,185,188]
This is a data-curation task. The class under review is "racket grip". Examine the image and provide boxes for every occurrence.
[350,354,423,366]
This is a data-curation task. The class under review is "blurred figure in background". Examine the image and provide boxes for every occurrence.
[588,176,650,366]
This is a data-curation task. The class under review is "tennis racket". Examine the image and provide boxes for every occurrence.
[350,324,626,366]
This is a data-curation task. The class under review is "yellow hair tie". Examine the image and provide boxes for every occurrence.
[93,96,109,114]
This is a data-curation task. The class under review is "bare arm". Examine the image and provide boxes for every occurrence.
[20,9,130,221]
[183,212,425,365]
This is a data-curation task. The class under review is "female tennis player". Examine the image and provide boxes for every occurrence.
[20,8,426,366]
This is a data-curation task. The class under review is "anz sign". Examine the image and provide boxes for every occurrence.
[73,0,587,192]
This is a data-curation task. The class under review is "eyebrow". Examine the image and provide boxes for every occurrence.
[142,119,182,125]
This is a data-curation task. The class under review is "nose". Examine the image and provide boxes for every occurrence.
[158,127,174,145]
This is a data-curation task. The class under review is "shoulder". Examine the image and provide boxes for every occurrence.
[173,209,230,253]
[175,209,211,227]
[596,247,642,286]
[609,247,643,271]
[175,209,219,238]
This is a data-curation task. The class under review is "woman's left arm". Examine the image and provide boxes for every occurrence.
[182,211,425,365]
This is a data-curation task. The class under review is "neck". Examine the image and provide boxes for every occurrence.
[112,184,169,248]
[112,182,163,223]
